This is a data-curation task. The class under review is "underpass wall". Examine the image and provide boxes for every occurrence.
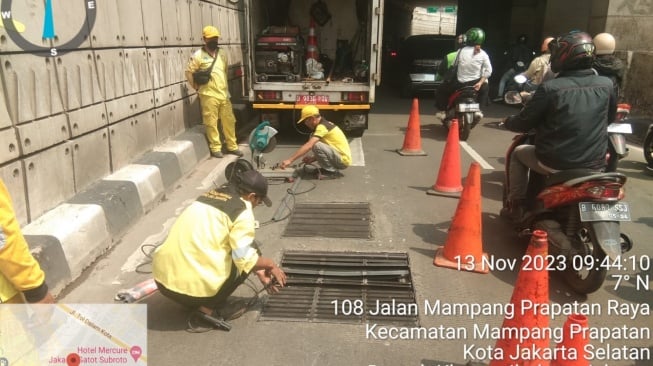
[0,0,245,226]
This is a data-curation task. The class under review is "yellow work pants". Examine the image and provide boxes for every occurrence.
[199,95,238,152]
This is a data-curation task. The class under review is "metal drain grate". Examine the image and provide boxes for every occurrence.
[283,202,371,238]
[259,251,419,326]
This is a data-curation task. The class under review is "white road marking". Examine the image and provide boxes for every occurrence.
[460,141,494,169]
[349,137,365,166]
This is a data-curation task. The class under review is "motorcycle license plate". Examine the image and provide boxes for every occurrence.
[578,202,631,222]
[456,103,479,112]
[607,122,632,134]
[296,94,329,105]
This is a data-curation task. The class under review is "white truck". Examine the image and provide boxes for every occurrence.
[242,0,384,136]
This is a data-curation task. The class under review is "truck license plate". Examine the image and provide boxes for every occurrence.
[296,95,329,105]
[579,202,631,222]
[456,103,479,112]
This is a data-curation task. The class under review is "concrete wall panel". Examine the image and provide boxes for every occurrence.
[1,55,64,124]
[141,0,165,47]
[0,127,20,164]
[161,0,182,46]
[116,0,146,47]
[189,0,205,46]
[89,0,122,48]
[124,48,152,94]
[202,2,217,31]
[0,77,13,129]
[16,114,69,155]
[155,84,185,107]
[0,2,50,53]
[183,94,202,127]
[105,91,155,124]
[155,104,176,143]
[0,161,27,225]
[24,142,75,220]
[68,103,109,138]
[71,128,111,193]
[55,51,104,111]
[50,0,93,52]
[177,0,194,44]
[147,48,169,90]
[171,99,186,136]
[169,48,186,85]
[93,50,127,101]
[109,112,157,171]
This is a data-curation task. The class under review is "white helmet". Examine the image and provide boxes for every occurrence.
[594,32,616,55]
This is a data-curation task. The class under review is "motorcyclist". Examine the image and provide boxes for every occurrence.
[435,28,492,116]
[501,31,617,223]
[494,34,534,101]
[592,32,625,100]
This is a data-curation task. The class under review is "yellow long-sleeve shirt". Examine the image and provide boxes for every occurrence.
[185,47,230,100]
[0,179,48,303]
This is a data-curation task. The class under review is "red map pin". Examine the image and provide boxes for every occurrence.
[66,353,80,366]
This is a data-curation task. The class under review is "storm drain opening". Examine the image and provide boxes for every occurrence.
[259,251,419,326]
[282,202,371,239]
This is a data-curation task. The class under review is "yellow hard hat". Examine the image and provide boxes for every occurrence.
[297,105,320,124]
[202,26,220,39]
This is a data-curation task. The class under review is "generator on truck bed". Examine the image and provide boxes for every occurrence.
[244,0,383,137]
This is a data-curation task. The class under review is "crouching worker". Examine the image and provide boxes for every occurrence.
[279,105,351,179]
[152,170,287,330]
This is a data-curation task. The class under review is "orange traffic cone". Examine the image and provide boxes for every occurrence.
[490,230,550,366]
[433,162,488,274]
[552,314,590,366]
[306,18,319,60]
[396,98,426,156]
[426,119,462,196]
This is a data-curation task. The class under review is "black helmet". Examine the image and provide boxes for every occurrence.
[465,27,485,46]
[549,31,595,73]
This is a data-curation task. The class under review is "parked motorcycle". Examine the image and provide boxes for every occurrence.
[605,103,632,172]
[441,85,482,141]
[644,123,653,172]
[501,91,633,294]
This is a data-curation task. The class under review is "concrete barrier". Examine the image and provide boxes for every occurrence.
[22,125,210,296]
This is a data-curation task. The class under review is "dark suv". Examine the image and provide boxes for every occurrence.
[396,34,455,98]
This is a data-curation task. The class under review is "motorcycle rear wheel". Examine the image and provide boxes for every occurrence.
[644,129,653,167]
[534,220,607,294]
[460,113,472,141]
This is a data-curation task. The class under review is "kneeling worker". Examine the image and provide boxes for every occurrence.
[152,169,286,329]
[279,105,351,179]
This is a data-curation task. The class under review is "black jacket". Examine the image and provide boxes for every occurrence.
[504,69,616,170]
[593,55,625,98]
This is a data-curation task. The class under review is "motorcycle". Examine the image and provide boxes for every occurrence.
[644,123,653,172]
[501,91,633,294]
[441,85,482,141]
[605,103,632,172]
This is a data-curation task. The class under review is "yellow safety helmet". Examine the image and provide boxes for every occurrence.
[202,26,221,39]
[297,105,320,124]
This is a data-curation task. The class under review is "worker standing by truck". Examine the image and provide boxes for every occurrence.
[185,26,243,159]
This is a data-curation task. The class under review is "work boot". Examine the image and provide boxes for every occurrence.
[225,149,244,157]
[210,151,224,158]
[193,309,232,331]
[316,169,343,180]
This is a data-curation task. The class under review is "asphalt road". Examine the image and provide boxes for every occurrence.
[60,85,653,366]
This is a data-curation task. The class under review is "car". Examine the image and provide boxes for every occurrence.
[396,34,455,98]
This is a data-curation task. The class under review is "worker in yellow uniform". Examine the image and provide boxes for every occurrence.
[279,105,352,179]
[0,179,54,305]
[1,179,55,364]
[152,169,286,330]
[185,25,243,159]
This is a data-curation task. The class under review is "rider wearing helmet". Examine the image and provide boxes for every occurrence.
[495,33,535,100]
[435,27,492,111]
[501,31,617,223]
[592,32,624,99]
